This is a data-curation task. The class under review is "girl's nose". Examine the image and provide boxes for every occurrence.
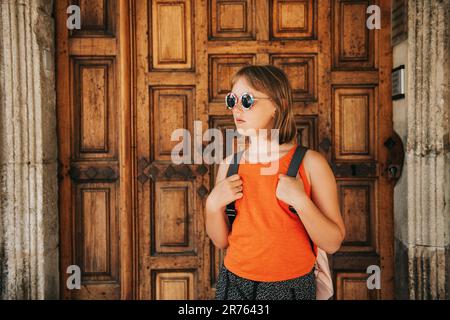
[233,104,244,114]
[236,97,249,113]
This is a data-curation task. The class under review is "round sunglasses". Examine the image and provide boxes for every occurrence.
[225,92,271,110]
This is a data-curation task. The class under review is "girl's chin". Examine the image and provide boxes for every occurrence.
[236,127,257,136]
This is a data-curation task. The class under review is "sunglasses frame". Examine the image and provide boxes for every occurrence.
[225,92,271,110]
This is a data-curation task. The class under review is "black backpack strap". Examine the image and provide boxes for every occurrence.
[286,146,309,214]
[225,150,245,228]
[286,145,308,178]
[286,145,316,255]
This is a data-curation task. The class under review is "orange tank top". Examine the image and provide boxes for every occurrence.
[224,144,316,282]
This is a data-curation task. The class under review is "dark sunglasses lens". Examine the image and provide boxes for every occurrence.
[226,94,236,109]
[241,94,254,109]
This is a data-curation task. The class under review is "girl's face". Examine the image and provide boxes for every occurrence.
[230,77,276,136]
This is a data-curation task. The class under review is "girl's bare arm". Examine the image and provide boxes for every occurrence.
[293,150,346,254]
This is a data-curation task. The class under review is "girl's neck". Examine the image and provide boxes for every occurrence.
[245,135,295,162]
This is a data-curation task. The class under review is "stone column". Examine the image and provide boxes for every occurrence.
[0,0,58,299]
[395,0,450,300]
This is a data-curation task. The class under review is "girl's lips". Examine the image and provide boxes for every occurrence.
[236,119,246,123]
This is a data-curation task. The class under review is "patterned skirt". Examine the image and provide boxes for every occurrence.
[215,263,316,300]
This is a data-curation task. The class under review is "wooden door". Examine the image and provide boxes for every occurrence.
[57,0,394,299]
[56,0,133,299]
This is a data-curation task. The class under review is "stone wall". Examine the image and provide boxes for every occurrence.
[0,0,58,299]
[393,0,450,300]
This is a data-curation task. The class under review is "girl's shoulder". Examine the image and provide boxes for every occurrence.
[302,148,332,188]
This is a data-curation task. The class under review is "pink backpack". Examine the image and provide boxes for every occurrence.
[225,145,334,300]
[313,248,334,300]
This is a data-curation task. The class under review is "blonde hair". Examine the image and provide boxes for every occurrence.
[231,64,297,144]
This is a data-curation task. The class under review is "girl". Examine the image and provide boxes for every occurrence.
[205,65,345,300]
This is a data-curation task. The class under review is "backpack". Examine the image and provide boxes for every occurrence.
[225,145,334,300]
